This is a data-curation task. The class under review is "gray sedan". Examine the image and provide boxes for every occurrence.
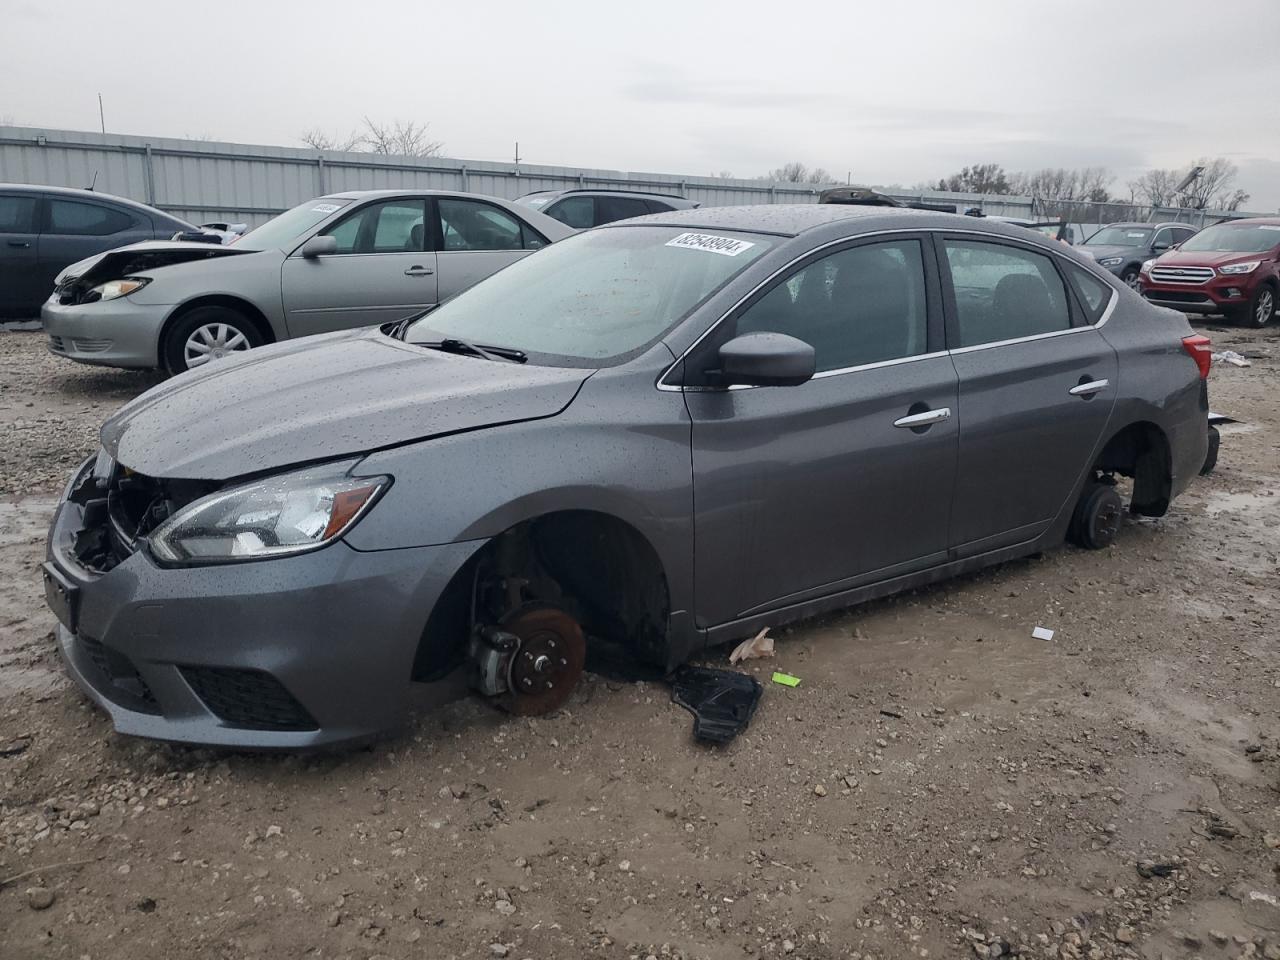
[44,205,1211,746]
[40,190,575,373]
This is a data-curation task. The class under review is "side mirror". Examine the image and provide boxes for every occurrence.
[299,234,338,258]
[1152,241,1171,253]
[716,332,815,387]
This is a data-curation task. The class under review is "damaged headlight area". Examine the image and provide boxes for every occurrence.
[150,462,390,564]
[86,277,150,303]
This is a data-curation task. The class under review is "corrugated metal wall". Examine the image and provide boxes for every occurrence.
[0,125,1259,229]
[0,125,1040,228]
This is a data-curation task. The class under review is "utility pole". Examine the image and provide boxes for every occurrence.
[514,141,521,165]
[98,93,105,133]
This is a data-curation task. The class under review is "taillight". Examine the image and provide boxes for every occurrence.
[1182,334,1212,380]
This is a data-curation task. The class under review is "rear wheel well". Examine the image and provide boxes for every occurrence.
[1093,421,1171,516]
[411,511,671,682]
[160,296,275,360]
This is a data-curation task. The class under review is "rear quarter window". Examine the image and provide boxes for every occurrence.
[1066,264,1114,323]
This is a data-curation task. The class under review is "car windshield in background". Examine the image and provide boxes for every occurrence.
[236,198,353,250]
[1086,226,1152,247]
[1180,223,1280,254]
[405,226,771,364]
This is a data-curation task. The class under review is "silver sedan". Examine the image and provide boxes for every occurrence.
[41,190,576,374]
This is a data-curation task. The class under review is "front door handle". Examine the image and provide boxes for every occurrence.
[893,407,952,429]
[404,266,434,277]
[1069,378,1109,398]
[6,240,30,248]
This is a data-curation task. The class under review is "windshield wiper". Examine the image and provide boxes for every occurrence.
[420,338,527,363]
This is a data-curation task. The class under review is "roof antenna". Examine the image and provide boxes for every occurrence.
[87,170,98,192]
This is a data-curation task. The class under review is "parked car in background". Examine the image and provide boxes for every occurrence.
[41,190,575,373]
[0,184,199,317]
[515,188,699,228]
[43,205,1211,746]
[1140,217,1280,327]
[1080,221,1197,289]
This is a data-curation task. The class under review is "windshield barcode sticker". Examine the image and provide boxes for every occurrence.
[666,232,755,256]
[311,203,341,214]
[1259,225,1280,231]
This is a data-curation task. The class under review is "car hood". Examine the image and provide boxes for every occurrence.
[100,328,593,480]
[1154,249,1267,268]
[56,240,257,286]
[1079,245,1136,261]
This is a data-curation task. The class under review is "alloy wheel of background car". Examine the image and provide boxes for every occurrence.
[497,605,586,716]
[1121,268,1141,291]
[1070,482,1124,550]
[163,305,263,375]
[1248,286,1275,328]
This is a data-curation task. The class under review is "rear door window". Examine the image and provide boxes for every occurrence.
[545,196,594,229]
[438,198,537,251]
[0,195,38,233]
[941,239,1071,347]
[595,196,651,225]
[47,199,134,236]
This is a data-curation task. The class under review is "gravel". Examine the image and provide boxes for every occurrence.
[2,327,1279,958]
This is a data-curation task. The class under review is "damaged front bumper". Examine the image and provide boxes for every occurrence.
[42,295,169,369]
[46,457,479,747]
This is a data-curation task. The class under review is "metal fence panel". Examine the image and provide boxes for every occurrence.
[0,125,1266,230]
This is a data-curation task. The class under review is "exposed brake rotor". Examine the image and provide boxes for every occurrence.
[498,605,586,716]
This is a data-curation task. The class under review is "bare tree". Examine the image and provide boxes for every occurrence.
[935,164,1013,194]
[1008,167,1112,202]
[300,128,364,152]
[1128,168,1179,207]
[359,117,444,158]
[1180,157,1242,210]
[764,162,833,184]
[299,118,444,157]
[710,169,735,179]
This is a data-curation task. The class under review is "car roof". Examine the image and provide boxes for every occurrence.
[610,203,944,237]
[324,188,524,201]
[1093,221,1192,230]
[0,182,191,223]
[1213,216,1280,226]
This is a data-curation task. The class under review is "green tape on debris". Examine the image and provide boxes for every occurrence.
[771,672,801,688]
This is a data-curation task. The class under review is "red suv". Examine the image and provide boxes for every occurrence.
[1140,217,1280,327]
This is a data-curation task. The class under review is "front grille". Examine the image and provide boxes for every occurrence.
[1145,290,1215,305]
[181,667,318,731]
[78,636,160,713]
[1151,265,1214,284]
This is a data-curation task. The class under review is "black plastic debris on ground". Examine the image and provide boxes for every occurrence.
[670,665,762,744]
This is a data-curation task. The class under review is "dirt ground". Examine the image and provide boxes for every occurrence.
[1,326,1277,960]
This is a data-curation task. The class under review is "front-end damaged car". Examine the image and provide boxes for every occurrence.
[46,207,1213,747]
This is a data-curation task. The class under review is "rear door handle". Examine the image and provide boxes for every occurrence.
[404,266,434,277]
[6,240,30,248]
[1069,378,1109,397]
[893,407,951,429]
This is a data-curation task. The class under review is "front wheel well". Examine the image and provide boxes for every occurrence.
[411,511,672,682]
[1092,421,1172,516]
[159,295,276,360]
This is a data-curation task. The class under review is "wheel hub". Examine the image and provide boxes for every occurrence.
[498,606,585,716]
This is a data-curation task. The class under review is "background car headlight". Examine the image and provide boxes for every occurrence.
[1098,257,1123,267]
[87,277,150,302]
[1218,261,1260,275]
[1140,259,1156,274]
[150,462,389,563]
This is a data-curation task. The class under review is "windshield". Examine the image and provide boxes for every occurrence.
[406,226,772,365]
[236,198,353,250]
[1180,222,1280,254]
[1085,226,1152,247]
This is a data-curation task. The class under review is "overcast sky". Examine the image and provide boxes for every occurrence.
[5,0,1279,210]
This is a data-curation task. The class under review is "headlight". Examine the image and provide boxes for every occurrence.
[1218,261,1260,276]
[1140,259,1156,274]
[150,462,390,564]
[1098,257,1123,267]
[87,277,150,302]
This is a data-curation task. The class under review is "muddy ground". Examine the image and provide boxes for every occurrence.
[0,327,1277,960]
